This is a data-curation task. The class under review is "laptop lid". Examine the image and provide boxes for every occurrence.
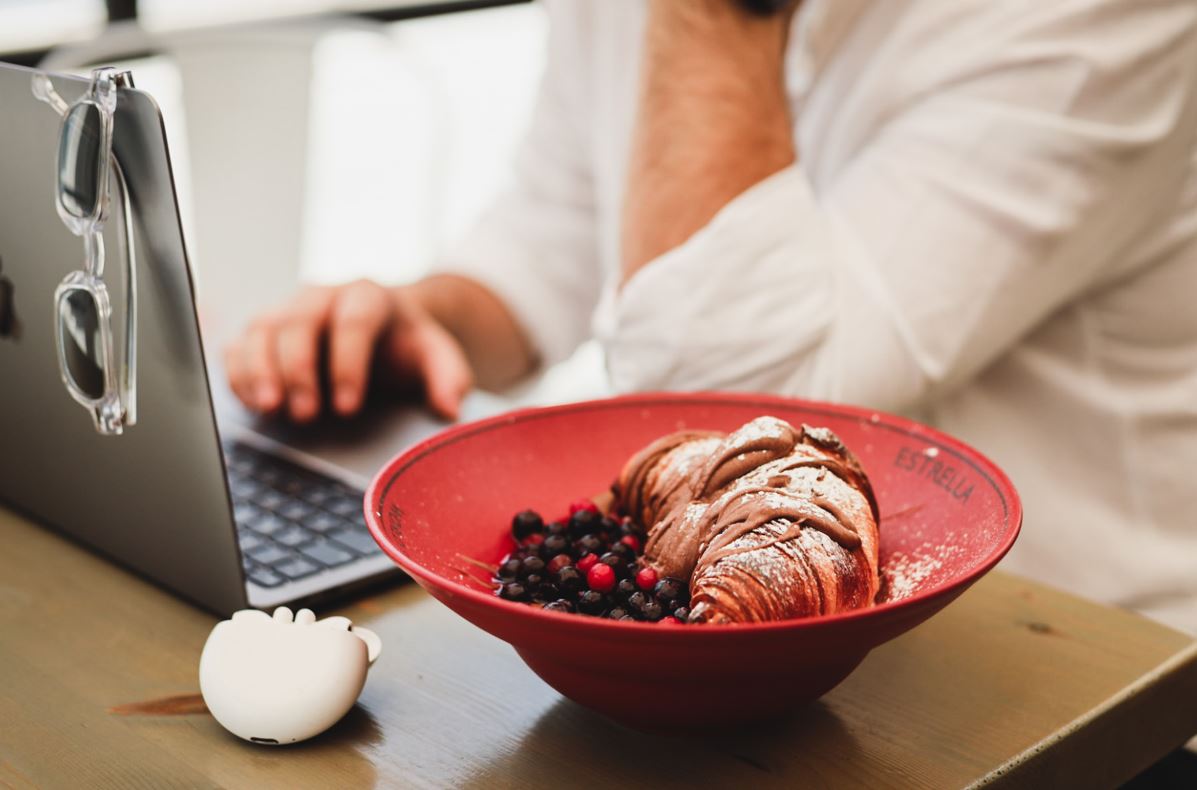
[0,61,248,614]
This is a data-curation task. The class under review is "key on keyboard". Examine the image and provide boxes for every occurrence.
[274,525,314,548]
[276,557,320,580]
[247,544,291,566]
[300,539,356,568]
[247,566,285,588]
[329,528,382,557]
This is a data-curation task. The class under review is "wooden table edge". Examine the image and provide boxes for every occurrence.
[971,639,1197,788]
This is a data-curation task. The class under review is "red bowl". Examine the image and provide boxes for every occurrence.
[366,393,1021,729]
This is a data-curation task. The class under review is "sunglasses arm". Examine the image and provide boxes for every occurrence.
[112,158,137,428]
[31,73,70,116]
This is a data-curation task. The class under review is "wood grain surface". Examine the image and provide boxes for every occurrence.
[1,507,1194,789]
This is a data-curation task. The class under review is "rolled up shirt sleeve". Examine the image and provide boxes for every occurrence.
[598,166,895,398]
[433,1,601,368]
[598,0,1197,412]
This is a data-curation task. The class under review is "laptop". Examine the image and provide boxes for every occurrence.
[0,60,501,615]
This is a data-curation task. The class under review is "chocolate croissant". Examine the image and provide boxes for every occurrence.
[613,416,880,624]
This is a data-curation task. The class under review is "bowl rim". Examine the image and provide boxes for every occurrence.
[365,392,1022,636]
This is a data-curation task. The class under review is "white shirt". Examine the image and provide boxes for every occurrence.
[437,0,1197,634]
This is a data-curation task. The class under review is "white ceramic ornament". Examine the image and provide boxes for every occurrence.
[199,606,381,745]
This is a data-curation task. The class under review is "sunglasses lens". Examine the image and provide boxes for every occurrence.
[59,287,106,400]
[58,102,103,221]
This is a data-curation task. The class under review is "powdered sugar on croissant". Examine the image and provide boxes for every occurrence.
[613,416,880,624]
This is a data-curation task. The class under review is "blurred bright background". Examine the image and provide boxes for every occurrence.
[0,0,607,402]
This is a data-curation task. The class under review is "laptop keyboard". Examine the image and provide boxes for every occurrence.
[223,441,382,589]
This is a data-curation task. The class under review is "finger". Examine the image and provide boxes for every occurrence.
[328,281,391,416]
[410,323,473,421]
[241,315,284,413]
[276,287,335,422]
[276,319,322,422]
[223,340,256,409]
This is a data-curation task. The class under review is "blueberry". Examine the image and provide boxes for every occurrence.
[608,606,630,620]
[575,533,603,556]
[577,590,608,616]
[598,552,625,573]
[511,510,544,541]
[606,541,634,562]
[672,605,690,622]
[545,554,572,576]
[497,558,522,581]
[654,577,686,605]
[524,573,543,592]
[545,520,569,537]
[596,517,619,545]
[614,578,638,603]
[536,582,560,601]
[626,591,649,613]
[540,533,570,559]
[663,595,687,614]
[640,599,665,622]
[620,518,644,538]
[569,509,600,539]
[544,599,575,613]
[500,582,528,602]
[519,556,546,578]
[554,566,583,597]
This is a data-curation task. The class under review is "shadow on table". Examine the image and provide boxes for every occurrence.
[200,704,384,788]
[315,703,385,748]
[1122,748,1197,790]
[460,696,861,787]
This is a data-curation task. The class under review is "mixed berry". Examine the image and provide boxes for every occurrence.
[494,500,693,624]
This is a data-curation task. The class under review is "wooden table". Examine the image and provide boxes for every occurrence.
[1,507,1195,789]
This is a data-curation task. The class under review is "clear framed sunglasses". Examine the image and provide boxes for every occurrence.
[33,67,138,436]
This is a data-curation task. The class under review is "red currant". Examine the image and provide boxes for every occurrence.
[576,553,599,574]
[635,566,658,592]
[586,563,616,593]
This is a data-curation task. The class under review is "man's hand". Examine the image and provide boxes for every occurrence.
[622,0,799,280]
[224,279,473,422]
[225,274,537,422]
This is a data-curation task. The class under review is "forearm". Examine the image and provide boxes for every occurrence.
[404,274,537,390]
[622,0,798,281]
